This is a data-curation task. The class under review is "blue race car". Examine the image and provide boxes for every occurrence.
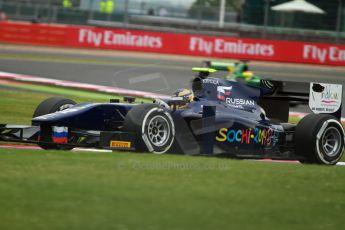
[1,68,344,165]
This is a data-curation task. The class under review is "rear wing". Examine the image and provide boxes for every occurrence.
[259,80,343,122]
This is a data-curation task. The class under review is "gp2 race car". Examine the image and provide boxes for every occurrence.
[203,60,264,87]
[0,67,344,165]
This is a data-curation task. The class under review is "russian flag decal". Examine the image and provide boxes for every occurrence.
[52,126,68,144]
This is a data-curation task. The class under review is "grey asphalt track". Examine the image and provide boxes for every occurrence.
[1,44,345,113]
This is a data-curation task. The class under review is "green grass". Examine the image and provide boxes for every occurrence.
[0,89,109,124]
[0,84,149,124]
[1,87,345,229]
[288,116,302,124]
[0,149,345,230]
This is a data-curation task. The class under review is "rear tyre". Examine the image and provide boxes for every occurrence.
[32,97,76,150]
[295,114,344,165]
[123,104,175,153]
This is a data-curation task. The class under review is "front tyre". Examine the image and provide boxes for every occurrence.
[33,97,76,118]
[123,104,175,154]
[295,114,344,165]
[32,97,76,150]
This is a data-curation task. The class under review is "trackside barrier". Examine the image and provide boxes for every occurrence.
[1,21,345,66]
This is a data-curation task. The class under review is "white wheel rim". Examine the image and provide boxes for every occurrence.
[321,126,342,157]
[58,104,74,111]
[147,115,170,147]
[316,119,345,164]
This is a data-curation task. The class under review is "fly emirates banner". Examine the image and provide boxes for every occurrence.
[1,21,345,66]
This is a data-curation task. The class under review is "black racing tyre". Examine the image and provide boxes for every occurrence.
[32,97,76,150]
[32,97,76,118]
[123,104,175,154]
[295,114,344,165]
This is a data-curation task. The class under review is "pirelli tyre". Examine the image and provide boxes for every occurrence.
[33,97,76,119]
[123,104,175,154]
[32,97,76,150]
[295,114,345,165]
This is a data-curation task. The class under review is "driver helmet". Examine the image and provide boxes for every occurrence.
[240,71,254,82]
[242,71,254,77]
[172,88,194,108]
